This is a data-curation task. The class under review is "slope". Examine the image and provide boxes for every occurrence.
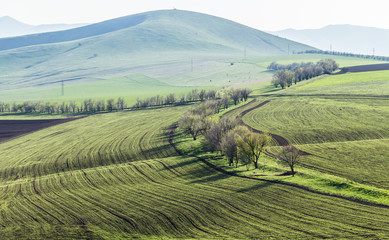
[0,10,315,53]
[1,106,389,239]
[0,10,315,102]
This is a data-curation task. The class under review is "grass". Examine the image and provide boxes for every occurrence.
[286,70,389,96]
[242,96,389,189]
[243,96,389,145]
[1,53,389,238]
[0,106,187,181]
[1,102,389,238]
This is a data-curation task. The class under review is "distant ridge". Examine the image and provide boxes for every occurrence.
[0,10,315,54]
[0,9,316,93]
[271,25,389,56]
[0,16,88,38]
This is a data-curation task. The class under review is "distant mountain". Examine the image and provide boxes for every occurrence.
[271,25,389,56]
[0,10,314,53]
[0,16,88,38]
[0,9,315,92]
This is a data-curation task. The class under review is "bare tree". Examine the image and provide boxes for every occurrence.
[240,88,253,101]
[231,89,241,105]
[202,117,237,153]
[276,145,301,176]
[236,132,271,169]
[178,114,204,140]
[220,126,250,167]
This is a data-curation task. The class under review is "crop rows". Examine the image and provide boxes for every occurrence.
[298,138,389,189]
[2,155,389,239]
[243,97,389,145]
[0,107,186,181]
[1,102,389,238]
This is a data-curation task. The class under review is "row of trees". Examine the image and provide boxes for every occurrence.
[270,59,338,89]
[178,99,301,174]
[297,50,389,62]
[132,88,252,109]
[0,88,253,114]
[0,98,126,114]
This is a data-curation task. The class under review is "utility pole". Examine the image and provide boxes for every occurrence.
[244,48,246,59]
[61,80,64,96]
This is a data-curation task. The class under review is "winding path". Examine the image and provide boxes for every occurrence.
[233,100,310,155]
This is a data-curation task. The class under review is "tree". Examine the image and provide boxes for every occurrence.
[231,89,241,105]
[199,89,206,101]
[107,99,114,111]
[116,97,125,110]
[220,126,250,167]
[165,93,175,105]
[276,145,301,176]
[236,132,271,169]
[178,114,204,140]
[240,88,253,101]
[202,117,237,153]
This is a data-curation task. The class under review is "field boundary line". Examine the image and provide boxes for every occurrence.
[168,125,389,209]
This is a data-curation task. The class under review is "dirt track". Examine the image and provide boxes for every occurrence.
[335,63,389,74]
[0,118,79,143]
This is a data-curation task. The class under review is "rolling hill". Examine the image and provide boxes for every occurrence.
[0,9,316,102]
[271,24,389,56]
[0,16,87,38]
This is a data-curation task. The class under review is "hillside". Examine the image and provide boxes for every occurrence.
[271,24,389,56]
[0,16,87,38]
[0,9,316,102]
[0,10,314,53]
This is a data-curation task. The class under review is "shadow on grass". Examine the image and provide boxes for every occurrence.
[163,158,199,170]
[188,172,231,184]
[236,181,275,193]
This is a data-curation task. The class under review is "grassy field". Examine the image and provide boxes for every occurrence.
[1,52,389,239]
[1,106,389,239]
[240,70,389,194]
[285,70,389,96]
[0,53,385,104]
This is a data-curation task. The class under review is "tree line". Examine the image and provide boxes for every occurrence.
[0,88,253,115]
[178,97,301,175]
[132,88,252,109]
[0,98,126,114]
[297,50,389,62]
[269,59,338,89]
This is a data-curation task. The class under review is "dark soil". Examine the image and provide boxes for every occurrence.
[0,118,79,143]
[335,63,389,74]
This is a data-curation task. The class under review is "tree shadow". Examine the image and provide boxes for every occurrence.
[236,181,275,193]
[188,172,231,184]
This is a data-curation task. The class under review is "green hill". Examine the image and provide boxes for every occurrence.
[0,10,316,102]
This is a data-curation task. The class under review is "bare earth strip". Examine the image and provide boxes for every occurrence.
[0,118,80,143]
[336,63,389,74]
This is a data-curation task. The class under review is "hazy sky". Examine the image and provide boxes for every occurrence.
[2,0,389,31]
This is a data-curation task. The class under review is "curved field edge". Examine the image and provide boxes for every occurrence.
[180,97,389,206]
[2,155,389,239]
[0,106,188,182]
[0,103,388,238]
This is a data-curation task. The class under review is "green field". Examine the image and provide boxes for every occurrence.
[1,105,389,239]
[1,52,386,104]
[1,42,389,239]
[240,70,389,194]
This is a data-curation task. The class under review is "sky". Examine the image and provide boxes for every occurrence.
[1,0,389,31]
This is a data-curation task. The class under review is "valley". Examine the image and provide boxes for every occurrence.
[0,8,388,240]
